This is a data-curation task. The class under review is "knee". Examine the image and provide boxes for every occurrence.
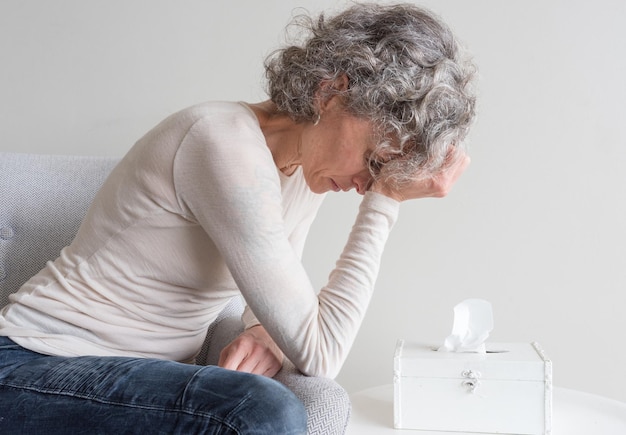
[184,366,307,434]
[237,375,308,434]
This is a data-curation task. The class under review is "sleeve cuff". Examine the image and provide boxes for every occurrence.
[242,304,262,330]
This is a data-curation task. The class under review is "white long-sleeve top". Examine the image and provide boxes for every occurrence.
[0,101,399,378]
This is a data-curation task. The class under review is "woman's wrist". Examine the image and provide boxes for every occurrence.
[369,183,404,202]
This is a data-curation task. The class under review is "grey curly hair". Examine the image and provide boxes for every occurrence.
[265,2,477,184]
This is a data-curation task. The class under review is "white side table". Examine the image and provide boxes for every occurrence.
[347,384,626,434]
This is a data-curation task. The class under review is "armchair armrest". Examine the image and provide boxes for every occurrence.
[274,360,351,435]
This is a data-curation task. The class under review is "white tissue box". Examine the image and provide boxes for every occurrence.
[393,340,552,434]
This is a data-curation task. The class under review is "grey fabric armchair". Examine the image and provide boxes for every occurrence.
[0,151,351,434]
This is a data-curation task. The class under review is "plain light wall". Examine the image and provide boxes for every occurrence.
[2,0,625,402]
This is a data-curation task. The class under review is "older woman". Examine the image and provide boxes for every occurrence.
[0,2,476,434]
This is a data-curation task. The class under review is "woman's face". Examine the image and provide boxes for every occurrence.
[300,100,377,195]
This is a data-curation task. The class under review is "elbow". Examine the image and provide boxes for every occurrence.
[296,357,343,379]
[300,366,340,379]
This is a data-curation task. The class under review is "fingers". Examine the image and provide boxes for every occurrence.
[430,153,471,198]
[218,340,246,370]
[369,149,470,201]
[220,345,280,376]
[448,152,471,180]
[218,327,284,377]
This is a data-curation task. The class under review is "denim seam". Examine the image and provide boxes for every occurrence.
[181,367,248,433]
[223,390,253,433]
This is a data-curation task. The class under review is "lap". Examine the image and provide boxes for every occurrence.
[0,336,306,434]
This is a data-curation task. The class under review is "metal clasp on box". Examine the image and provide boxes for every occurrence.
[461,369,481,393]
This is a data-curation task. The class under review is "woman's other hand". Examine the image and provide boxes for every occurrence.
[370,152,470,202]
[218,325,284,377]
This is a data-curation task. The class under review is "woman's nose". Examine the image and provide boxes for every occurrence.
[353,173,372,195]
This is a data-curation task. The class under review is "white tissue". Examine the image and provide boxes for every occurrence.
[438,299,494,353]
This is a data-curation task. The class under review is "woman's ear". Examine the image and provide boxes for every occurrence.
[330,74,349,92]
[316,74,349,112]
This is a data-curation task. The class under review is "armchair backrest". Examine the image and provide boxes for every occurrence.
[0,152,119,307]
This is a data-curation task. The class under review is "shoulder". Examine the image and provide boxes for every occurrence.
[175,101,263,139]
[171,101,278,196]
[173,101,268,159]
[162,101,271,170]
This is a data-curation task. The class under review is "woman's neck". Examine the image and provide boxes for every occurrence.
[246,101,303,175]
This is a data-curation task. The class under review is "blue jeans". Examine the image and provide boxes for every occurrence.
[0,336,307,434]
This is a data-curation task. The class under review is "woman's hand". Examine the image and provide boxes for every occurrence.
[370,152,470,202]
[218,325,284,377]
